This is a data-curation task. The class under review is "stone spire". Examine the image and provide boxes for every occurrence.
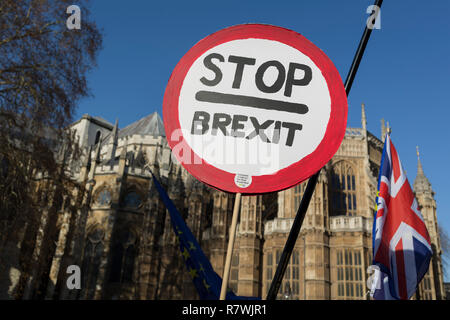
[107,119,119,162]
[413,146,432,194]
[381,118,386,142]
[361,103,367,130]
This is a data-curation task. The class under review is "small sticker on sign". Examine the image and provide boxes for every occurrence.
[234,174,252,188]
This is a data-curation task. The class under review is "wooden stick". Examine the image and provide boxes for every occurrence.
[219,192,242,300]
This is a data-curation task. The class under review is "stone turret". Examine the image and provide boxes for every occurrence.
[361,103,367,131]
[107,119,119,165]
[413,146,433,195]
[413,146,445,300]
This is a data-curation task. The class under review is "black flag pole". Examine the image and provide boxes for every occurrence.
[266,0,383,300]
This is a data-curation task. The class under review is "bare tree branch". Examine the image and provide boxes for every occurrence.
[0,0,102,299]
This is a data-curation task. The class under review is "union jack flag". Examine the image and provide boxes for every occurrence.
[370,134,432,300]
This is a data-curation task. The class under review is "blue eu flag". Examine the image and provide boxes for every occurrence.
[151,173,258,300]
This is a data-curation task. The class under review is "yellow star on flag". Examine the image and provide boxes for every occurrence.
[188,267,198,279]
[375,190,380,210]
[202,279,211,291]
[182,247,190,260]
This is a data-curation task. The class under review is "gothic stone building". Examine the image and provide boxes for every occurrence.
[22,105,446,300]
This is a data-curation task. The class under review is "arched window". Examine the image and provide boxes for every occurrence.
[264,249,300,299]
[330,162,357,216]
[280,250,300,299]
[80,227,105,299]
[293,183,306,210]
[122,191,142,209]
[336,249,364,299]
[95,188,112,207]
[109,229,137,283]
[94,130,101,145]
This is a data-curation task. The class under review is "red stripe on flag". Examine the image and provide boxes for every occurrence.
[390,142,401,183]
[379,181,391,209]
[395,239,408,300]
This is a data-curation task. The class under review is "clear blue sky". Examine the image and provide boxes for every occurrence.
[76,1,450,279]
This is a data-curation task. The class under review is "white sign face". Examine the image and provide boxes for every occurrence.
[163,24,347,194]
[178,39,331,177]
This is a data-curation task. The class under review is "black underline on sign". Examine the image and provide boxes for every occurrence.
[195,90,309,115]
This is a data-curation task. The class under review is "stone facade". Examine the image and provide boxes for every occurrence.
[18,106,445,300]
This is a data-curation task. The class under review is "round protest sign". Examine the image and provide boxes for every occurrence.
[163,24,347,193]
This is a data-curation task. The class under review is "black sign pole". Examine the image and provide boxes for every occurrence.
[266,0,383,300]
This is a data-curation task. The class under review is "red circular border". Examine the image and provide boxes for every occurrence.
[163,24,347,194]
